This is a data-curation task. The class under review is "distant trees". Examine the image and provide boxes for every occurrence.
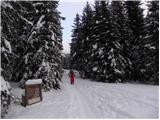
[125,1,146,82]
[70,13,82,70]
[143,1,159,84]
[110,1,132,83]
[1,1,64,90]
[62,53,71,69]
[70,1,159,85]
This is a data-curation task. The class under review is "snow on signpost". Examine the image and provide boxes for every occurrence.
[22,79,42,106]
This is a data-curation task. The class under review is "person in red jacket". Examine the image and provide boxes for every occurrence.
[69,70,74,85]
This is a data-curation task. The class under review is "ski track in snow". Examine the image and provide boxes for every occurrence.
[64,70,100,118]
[6,70,159,119]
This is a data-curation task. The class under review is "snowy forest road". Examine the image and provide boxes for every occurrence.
[6,70,158,119]
[64,71,100,118]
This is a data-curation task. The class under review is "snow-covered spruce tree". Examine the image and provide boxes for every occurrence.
[88,1,127,83]
[1,17,13,119]
[70,13,82,70]
[88,1,103,80]
[75,1,129,82]
[125,1,145,82]
[80,2,94,78]
[110,1,132,82]
[1,1,29,117]
[1,33,14,117]
[97,1,117,82]
[1,33,15,81]
[20,1,63,90]
[1,1,63,90]
[9,1,38,82]
[143,1,159,85]
[1,1,31,81]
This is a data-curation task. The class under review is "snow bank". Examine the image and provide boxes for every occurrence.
[76,80,159,119]
[25,79,42,85]
[1,76,11,94]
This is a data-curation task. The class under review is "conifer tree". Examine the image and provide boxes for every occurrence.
[110,1,132,82]
[1,1,33,81]
[88,1,102,80]
[70,1,158,84]
[21,1,63,90]
[125,1,145,82]
[1,1,63,90]
[80,2,94,78]
[70,13,82,71]
[143,1,159,84]
[97,1,113,82]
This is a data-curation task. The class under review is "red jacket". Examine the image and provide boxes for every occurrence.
[70,73,74,81]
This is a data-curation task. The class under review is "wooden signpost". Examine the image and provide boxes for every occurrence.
[22,79,42,106]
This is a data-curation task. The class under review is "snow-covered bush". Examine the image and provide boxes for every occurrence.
[34,61,61,91]
[1,76,11,118]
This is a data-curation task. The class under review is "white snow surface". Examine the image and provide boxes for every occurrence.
[1,76,11,94]
[25,79,42,85]
[6,70,159,119]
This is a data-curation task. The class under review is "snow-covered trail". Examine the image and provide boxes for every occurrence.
[6,70,159,119]
[64,71,100,118]
[6,70,100,119]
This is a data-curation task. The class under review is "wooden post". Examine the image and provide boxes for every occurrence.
[39,84,42,101]
[25,85,28,106]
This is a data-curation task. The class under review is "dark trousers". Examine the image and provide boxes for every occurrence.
[70,79,74,85]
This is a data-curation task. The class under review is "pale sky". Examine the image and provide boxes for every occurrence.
[58,0,148,54]
[58,2,89,54]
